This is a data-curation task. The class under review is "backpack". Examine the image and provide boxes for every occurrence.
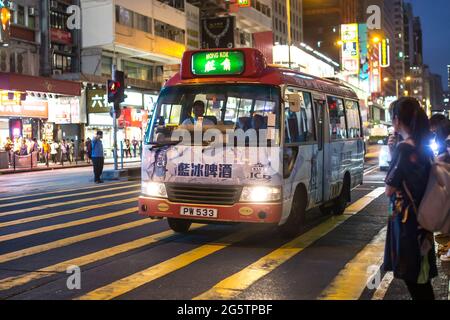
[404,161,450,233]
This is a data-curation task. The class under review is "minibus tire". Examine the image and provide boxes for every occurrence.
[278,188,307,239]
[332,178,350,216]
[167,218,192,233]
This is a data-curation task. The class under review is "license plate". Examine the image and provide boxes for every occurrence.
[180,207,218,219]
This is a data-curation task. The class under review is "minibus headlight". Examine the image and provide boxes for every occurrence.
[240,186,281,203]
[142,182,168,198]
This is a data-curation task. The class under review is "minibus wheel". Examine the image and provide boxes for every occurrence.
[278,187,307,239]
[167,218,192,233]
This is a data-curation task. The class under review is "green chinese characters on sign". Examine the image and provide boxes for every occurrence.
[191,51,245,76]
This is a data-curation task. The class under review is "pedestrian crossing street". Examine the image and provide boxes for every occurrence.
[0,180,445,300]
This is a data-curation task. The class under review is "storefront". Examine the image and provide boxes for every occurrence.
[0,94,49,146]
[0,73,81,149]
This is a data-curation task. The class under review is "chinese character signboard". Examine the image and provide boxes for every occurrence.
[87,88,110,114]
[176,163,233,179]
[341,24,360,75]
[201,16,235,49]
[191,51,245,76]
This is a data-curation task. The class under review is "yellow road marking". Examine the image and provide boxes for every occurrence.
[0,190,138,218]
[0,184,139,210]
[0,226,204,291]
[0,208,137,243]
[0,198,137,228]
[194,187,386,300]
[76,229,254,300]
[319,227,387,300]
[0,181,131,202]
[0,218,156,264]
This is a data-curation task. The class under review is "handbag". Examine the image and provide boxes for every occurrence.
[403,161,450,233]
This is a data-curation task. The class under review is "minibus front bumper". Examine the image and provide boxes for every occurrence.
[138,196,283,224]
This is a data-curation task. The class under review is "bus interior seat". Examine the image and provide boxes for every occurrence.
[237,117,252,131]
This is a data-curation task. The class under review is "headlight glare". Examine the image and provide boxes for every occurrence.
[142,182,168,198]
[240,186,281,202]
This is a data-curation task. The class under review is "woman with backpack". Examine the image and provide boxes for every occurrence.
[437,135,450,263]
[384,97,437,300]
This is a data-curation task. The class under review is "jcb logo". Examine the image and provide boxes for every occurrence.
[66,5,81,30]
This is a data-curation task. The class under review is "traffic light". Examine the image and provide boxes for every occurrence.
[107,79,121,104]
[113,70,125,104]
[107,70,126,117]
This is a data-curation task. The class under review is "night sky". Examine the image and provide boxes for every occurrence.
[409,0,450,89]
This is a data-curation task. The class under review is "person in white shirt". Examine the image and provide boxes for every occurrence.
[181,100,215,126]
[50,141,59,164]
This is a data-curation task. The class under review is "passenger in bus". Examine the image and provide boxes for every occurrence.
[236,117,252,132]
[181,100,216,126]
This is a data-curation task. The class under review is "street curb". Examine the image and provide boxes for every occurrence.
[0,162,142,178]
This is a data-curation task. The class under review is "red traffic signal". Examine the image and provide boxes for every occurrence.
[107,80,121,103]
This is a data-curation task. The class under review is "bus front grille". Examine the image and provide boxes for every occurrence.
[166,184,242,206]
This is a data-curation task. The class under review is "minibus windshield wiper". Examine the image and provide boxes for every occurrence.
[147,140,182,150]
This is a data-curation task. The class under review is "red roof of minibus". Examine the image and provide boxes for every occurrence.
[164,48,358,100]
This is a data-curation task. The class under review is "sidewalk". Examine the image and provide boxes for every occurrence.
[0,157,142,175]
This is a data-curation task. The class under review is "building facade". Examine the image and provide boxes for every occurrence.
[0,0,83,150]
[272,0,303,46]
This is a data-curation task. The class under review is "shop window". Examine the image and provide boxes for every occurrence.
[327,96,348,140]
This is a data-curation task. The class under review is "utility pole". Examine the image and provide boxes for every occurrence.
[112,64,118,171]
[286,0,292,69]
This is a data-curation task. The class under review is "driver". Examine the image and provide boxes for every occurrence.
[181,100,215,126]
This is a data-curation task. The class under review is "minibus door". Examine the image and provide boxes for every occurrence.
[313,98,326,204]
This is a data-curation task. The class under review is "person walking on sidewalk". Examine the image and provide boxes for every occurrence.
[19,139,28,156]
[85,137,92,164]
[4,137,12,164]
[68,139,75,163]
[91,131,104,184]
[132,138,138,158]
[384,97,437,300]
[50,140,59,164]
[42,139,50,166]
[60,140,69,165]
[79,139,85,162]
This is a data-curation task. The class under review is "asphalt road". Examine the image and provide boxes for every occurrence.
[0,165,448,300]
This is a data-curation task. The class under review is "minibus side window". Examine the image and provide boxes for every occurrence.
[344,100,362,138]
[284,88,315,144]
[327,96,348,140]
